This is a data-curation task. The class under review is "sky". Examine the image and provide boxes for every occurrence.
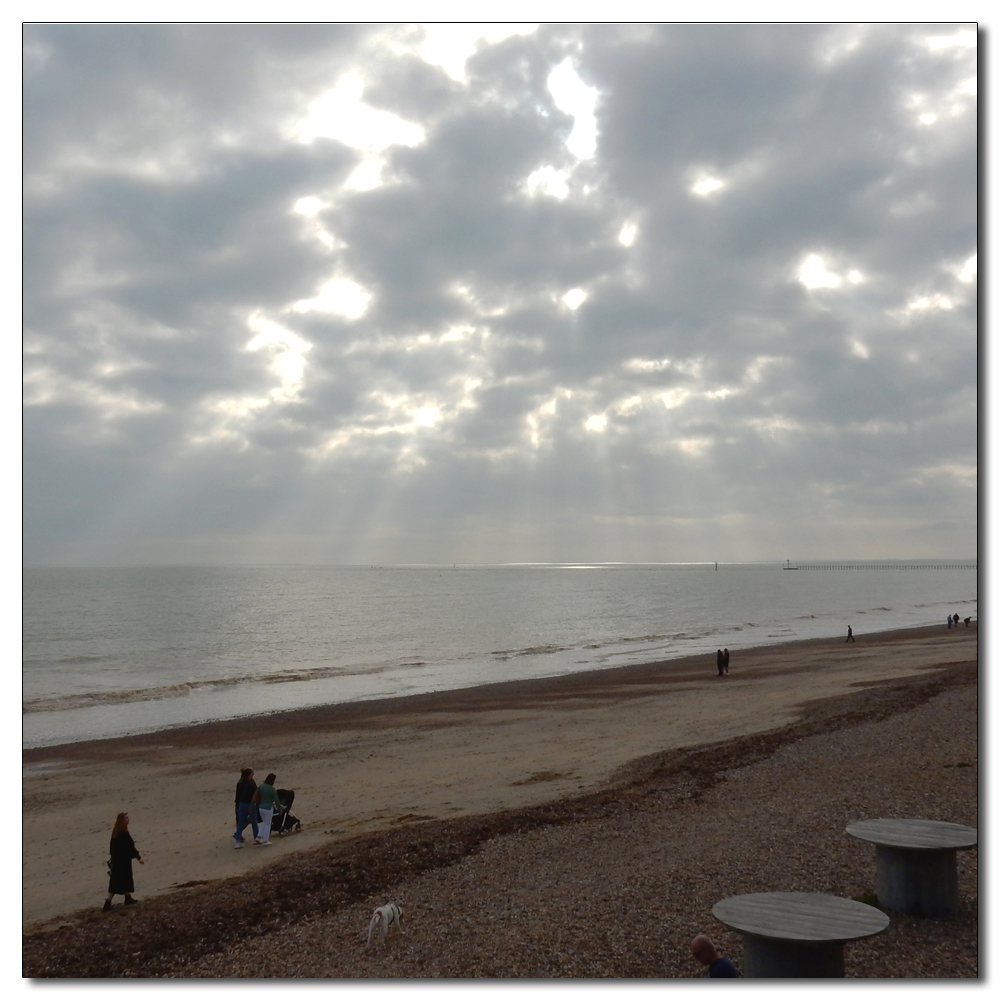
[21,21,978,566]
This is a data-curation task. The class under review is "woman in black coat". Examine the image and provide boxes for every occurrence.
[103,812,144,910]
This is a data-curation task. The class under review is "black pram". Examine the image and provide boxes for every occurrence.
[272,789,301,836]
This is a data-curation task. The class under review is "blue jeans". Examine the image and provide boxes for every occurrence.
[235,801,259,841]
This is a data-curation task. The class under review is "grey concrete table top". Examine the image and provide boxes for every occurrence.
[846,819,977,851]
[712,892,890,943]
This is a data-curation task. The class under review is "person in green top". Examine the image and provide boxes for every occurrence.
[253,773,282,844]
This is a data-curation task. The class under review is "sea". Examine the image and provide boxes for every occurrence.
[22,562,977,749]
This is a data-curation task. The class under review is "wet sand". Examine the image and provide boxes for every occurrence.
[23,623,977,931]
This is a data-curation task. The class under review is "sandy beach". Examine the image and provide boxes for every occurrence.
[23,623,978,977]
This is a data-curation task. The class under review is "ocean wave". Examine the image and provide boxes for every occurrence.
[489,633,688,659]
[22,654,108,667]
[490,644,569,660]
[21,658,426,714]
[23,678,249,713]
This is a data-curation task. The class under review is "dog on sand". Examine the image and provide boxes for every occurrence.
[367,902,405,945]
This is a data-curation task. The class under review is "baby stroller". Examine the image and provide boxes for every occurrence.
[272,789,302,836]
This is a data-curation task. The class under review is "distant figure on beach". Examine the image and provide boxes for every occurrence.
[103,812,143,911]
[716,649,725,677]
[234,768,261,848]
[254,773,281,845]
[846,625,855,643]
[947,614,953,629]
[964,617,971,627]
[690,934,740,977]
[722,648,730,674]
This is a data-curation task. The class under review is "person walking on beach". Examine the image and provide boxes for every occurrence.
[947,614,953,629]
[234,768,261,848]
[690,934,740,977]
[722,648,730,674]
[103,812,143,910]
[716,649,725,677]
[846,625,855,643]
[254,773,281,845]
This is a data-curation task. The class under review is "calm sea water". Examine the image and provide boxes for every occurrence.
[22,563,977,748]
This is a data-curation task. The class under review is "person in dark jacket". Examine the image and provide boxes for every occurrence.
[234,768,261,848]
[691,934,740,977]
[103,812,143,910]
[716,649,725,676]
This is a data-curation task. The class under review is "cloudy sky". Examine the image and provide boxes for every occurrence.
[22,22,977,566]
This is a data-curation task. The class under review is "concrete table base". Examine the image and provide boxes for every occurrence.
[741,933,845,979]
[875,844,959,917]
[847,819,977,919]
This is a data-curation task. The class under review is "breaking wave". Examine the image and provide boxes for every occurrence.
[21,659,420,714]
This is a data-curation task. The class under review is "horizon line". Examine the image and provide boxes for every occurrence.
[22,558,979,570]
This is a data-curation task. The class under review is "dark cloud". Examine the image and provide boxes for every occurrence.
[22,23,977,565]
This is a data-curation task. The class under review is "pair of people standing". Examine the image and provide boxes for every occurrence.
[715,648,730,676]
[234,768,281,848]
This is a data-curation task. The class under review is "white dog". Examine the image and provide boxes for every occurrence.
[367,902,405,946]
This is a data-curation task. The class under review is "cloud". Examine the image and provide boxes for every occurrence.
[547,57,600,159]
[22,23,977,565]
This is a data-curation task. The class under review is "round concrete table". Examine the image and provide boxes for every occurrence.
[846,818,977,918]
[712,891,889,978]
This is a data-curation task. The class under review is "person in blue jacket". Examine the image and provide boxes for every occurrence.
[234,768,261,847]
[691,934,740,977]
